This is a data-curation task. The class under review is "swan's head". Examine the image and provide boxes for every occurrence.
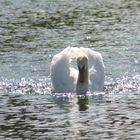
[77,56,88,72]
[77,56,88,83]
[76,56,88,93]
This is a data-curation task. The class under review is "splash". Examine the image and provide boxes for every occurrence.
[104,75,140,94]
[0,75,139,97]
[0,78,52,95]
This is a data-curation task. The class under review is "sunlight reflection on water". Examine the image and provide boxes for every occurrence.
[0,0,140,139]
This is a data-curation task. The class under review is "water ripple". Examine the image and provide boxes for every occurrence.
[0,0,140,139]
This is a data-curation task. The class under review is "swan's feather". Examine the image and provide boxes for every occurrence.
[51,47,104,93]
[51,47,77,92]
[80,47,105,91]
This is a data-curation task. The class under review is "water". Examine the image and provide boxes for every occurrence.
[0,0,140,139]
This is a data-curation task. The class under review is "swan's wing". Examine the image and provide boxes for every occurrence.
[51,47,77,93]
[80,47,105,91]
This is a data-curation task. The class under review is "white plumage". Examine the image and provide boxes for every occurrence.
[50,47,105,93]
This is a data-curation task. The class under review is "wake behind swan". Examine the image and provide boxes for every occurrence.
[50,47,105,93]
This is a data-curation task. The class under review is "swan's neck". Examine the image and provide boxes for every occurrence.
[76,67,88,94]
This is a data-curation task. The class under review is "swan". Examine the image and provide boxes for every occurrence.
[50,47,105,93]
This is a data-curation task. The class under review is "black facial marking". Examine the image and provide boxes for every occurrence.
[78,66,85,72]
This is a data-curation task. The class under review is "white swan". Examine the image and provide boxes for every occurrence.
[50,47,105,93]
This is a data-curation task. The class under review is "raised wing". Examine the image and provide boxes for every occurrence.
[51,47,77,93]
[81,47,105,91]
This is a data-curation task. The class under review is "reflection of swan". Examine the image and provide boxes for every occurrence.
[77,96,89,111]
[51,47,105,93]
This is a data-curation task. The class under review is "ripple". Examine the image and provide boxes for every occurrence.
[0,76,140,139]
[0,0,140,139]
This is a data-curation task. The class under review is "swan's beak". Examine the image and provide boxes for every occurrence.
[78,65,85,83]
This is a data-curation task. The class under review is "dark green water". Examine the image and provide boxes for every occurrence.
[0,0,140,139]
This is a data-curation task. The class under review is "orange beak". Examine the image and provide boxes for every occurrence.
[79,66,85,83]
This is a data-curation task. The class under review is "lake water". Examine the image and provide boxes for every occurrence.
[0,0,140,139]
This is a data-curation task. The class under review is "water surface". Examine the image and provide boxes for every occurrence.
[0,0,140,139]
